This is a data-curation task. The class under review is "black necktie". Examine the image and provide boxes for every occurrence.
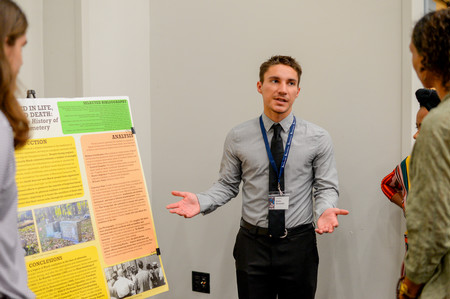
[268,123,285,237]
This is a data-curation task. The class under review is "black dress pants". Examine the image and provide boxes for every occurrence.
[233,225,318,299]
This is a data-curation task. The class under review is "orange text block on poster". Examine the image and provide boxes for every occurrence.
[81,132,155,265]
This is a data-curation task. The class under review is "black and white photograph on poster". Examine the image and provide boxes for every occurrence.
[34,200,94,252]
[104,253,166,298]
[17,210,39,256]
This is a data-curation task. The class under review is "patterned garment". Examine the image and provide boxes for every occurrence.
[381,156,411,209]
[381,156,411,277]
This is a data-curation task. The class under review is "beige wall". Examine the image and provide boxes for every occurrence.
[15,0,426,298]
[16,0,44,98]
[150,1,421,298]
[16,0,152,174]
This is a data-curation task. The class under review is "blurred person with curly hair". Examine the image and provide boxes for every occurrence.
[397,8,450,299]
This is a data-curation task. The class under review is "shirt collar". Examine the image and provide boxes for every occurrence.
[261,112,294,132]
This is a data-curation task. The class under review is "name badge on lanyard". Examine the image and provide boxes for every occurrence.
[260,116,296,210]
[269,192,290,210]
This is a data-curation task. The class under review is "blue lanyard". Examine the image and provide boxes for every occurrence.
[259,115,296,189]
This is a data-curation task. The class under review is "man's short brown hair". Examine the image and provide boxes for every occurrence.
[259,55,302,85]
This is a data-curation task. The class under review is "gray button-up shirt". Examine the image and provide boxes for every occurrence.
[197,113,339,228]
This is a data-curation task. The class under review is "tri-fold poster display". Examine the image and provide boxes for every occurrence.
[16,96,168,298]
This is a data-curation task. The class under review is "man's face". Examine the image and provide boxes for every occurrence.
[257,64,300,122]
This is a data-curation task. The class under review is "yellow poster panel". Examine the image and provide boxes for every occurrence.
[15,137,84,208]
[27,246,108,298]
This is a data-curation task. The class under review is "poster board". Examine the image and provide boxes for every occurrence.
[16,96,168,298]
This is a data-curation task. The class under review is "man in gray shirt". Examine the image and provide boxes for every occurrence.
[167,55,348,299]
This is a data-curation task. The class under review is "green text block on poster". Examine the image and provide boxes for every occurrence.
[57,100,132,134]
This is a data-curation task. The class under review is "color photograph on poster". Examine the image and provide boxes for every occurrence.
[17,210,39,256]
[34,200,94,252]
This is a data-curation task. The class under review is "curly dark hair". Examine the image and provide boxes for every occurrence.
[412,8,450,89]
[259,55,302,86]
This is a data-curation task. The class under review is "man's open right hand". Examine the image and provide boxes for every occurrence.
[166,191,201,218]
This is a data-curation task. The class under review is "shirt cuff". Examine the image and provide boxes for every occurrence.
[196,193,215,215]
[314,194,338,219]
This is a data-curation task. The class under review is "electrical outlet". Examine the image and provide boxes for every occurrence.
[192,271,210,294]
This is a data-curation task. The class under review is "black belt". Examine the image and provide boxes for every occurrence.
[240,218,313,238]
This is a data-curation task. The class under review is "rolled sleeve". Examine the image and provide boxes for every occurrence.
[197,129,242,214]
[312,131,339,218]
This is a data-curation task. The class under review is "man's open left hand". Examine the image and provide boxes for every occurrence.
[315,208,349,234]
